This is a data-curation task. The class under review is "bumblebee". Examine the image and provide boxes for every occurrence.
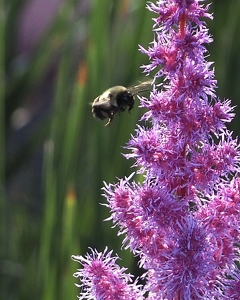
[92,81,151,126]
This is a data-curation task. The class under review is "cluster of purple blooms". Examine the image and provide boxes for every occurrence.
[72,0,240,299]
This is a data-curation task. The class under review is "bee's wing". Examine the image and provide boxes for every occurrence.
[128,80,152,95]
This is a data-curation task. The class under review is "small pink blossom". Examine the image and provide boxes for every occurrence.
[72,248,144,300]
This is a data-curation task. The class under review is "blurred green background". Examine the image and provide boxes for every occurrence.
[0,0,240,299]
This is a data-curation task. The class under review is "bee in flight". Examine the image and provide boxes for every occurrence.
[92,81,151,126]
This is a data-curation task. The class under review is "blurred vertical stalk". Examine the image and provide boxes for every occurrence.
[0,0,6,256]
[38,51,69,298]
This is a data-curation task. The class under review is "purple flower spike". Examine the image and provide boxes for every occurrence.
[73,1,240,299]
[71,248,144,300]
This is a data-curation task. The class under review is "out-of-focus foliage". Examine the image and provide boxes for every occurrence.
[0,0,239,299]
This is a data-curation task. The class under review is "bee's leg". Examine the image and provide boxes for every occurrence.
[105,118,112,126]
[105,113,114,126]
[128,101,134,115]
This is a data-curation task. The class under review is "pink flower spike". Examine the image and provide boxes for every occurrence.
[72,248,144,300]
